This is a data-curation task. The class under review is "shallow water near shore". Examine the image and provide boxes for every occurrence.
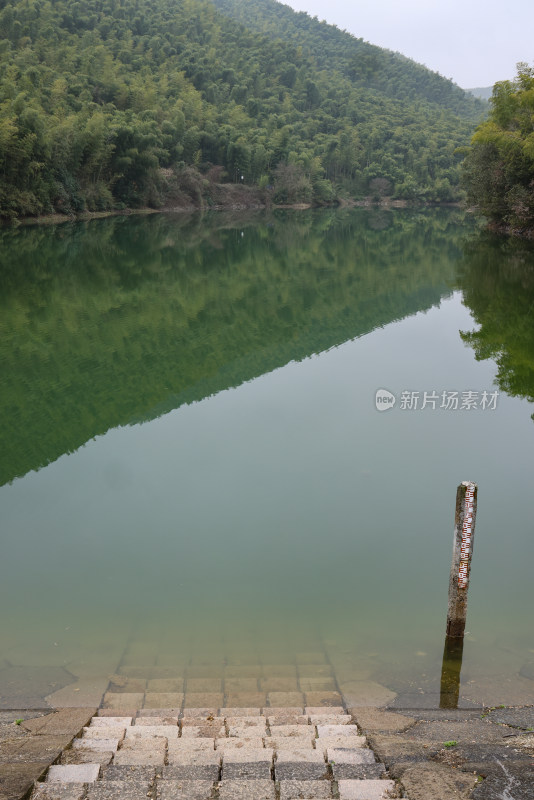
[1,208,533,708]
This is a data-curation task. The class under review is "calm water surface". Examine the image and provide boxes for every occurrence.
[1,208,533,705]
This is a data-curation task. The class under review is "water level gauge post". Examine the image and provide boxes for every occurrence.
[445,481,478,639]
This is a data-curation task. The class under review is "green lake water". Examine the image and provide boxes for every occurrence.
[1,208,533,705]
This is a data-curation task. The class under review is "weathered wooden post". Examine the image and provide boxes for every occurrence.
[440,481,477,708]
[445,481,478,638]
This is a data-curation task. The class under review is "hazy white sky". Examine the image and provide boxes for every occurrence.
[282,0,533,88]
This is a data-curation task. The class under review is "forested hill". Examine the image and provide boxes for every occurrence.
[213,0,483,119]
[0,0,486,218]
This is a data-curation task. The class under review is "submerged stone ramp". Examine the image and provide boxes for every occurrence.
[30,707,399,799]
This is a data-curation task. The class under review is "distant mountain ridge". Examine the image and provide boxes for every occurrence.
[213,0,486,119]
[466,86,493,101]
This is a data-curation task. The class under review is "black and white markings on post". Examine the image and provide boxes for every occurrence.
[445,481,478,640]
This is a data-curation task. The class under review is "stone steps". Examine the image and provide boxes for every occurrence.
[31,707,399,799]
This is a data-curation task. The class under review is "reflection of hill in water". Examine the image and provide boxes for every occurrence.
[0,209,472,486]
[458,232,534,418]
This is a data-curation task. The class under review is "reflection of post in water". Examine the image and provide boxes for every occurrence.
[440,635,464,708]
[440,481,477,708]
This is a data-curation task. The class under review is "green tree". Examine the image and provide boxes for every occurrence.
[462,62,534,230]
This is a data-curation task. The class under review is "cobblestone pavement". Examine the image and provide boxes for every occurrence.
[30,707,398,800]
[3,639,533,799]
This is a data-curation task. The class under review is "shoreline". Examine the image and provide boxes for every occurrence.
[6,197,532,240]
[3,197,465,229]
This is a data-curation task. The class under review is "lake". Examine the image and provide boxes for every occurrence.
[1,207,533,708]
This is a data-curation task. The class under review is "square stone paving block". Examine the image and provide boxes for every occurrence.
[224,666,262,678]
[85,780,150,800]
[221,763,272,779]
[165,750,220,767]
[147,679,184,693]
[221,748,272,777]
[306,708,344,716]
[102,693,144,710]
[261,665,297,678]
[337,779,397,800]
[181,716,224,726]
[216,737,265,750]
[310,715,351,726]
[267,713,305,726]
[107,677,146,694]
[185,665,224,677]
[331,763,386,780]
[228,720,267,737]
[317,725,360,738]
[125,725,178,739]
[180,724,225,738]
[299,679,337,692]
[265,739,314,754]
[167,740,216,759]
[218,779,275,799]
[116,667,152,679]
[226,693,267,708]
[305,693,342,708]
[137,709,180,720]
[47,764,100,783]
[274,750,328,781]
[97,709,136,718]
[181,709,219,719]
[187,679,222,692]
[82,727,127,739]
[144,693,184,709]
[113,740,166,766]
[226,715,264,724]
[150,666,186,679]
[162,764,221,781]
[184,693,224,709]
[156,780,215,800]
[278,779,333,799]
[316,737,367,756]
[327,749,375,766]
[298,666,333,678]
[267,725,313,739]
[260,678,299,692]
[113,751,165,767]
[220,708,261,717]
[221,748,272,765]
[60,749,114,767]
[90,717,133,727]
[134,716,178,726]
[268,693,304,708]
[99,765,155,781]
[32,784,87,800]
[224,678,259,692]
[72,738,120,752]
